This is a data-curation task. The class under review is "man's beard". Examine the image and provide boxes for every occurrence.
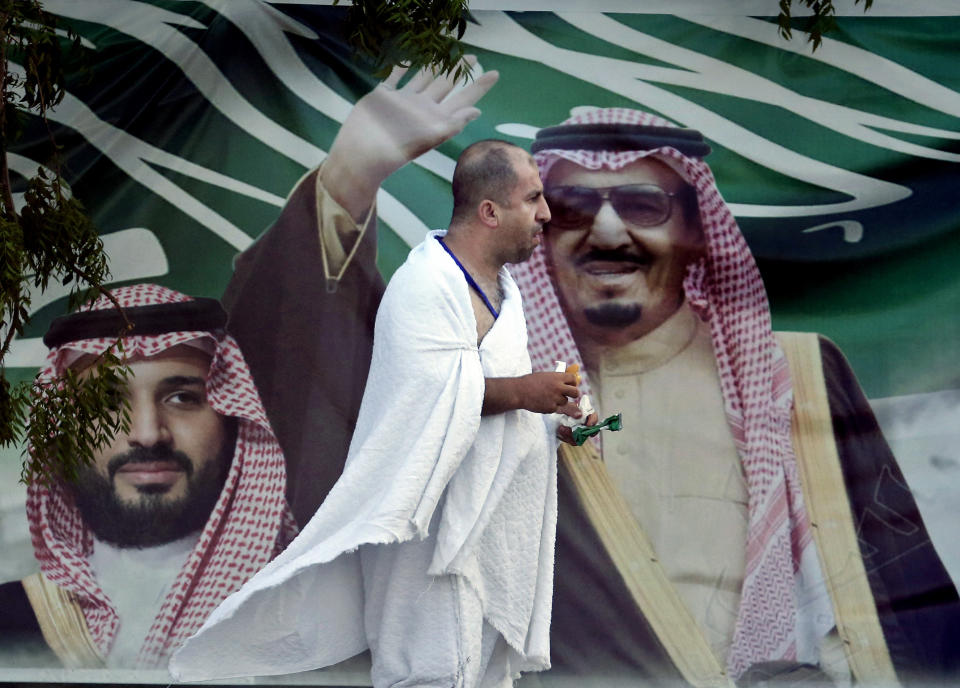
[508,244,536,264]
[584,302,643,328]
[504,225,542,265]
[70,441,234,548]
[562,248,648,328]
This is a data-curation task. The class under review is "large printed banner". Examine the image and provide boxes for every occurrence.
[1,2,959,684]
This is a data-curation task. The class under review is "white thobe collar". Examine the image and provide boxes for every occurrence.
[90,531,200,666]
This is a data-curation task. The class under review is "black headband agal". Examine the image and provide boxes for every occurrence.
[43,297,228,348]
[531,123,711,159]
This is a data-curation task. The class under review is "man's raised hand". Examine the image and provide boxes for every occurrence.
[322,56,499,221]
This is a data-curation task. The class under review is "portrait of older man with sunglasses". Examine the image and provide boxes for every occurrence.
[510,108,960,685]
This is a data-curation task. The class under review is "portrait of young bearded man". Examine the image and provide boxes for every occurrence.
[0,284,296,669]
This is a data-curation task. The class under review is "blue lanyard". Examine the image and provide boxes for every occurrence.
[436,236,499,319]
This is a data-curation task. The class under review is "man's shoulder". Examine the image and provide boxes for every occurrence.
[775,330,847,362]
[384,234,459,300]
[775,331,867,413]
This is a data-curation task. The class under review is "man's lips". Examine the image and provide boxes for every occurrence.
[578,259,647,275]
[115,461,184,485]
[572,255,651,292]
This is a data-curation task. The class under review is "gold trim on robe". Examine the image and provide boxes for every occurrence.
[560,331,899,686]
[21,572,105,669]
[777,331,898,686]
[558,441,734,688]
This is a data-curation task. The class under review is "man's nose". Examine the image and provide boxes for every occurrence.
[126,401,171,448]
[537,195,551,224]
[586,200,631,249]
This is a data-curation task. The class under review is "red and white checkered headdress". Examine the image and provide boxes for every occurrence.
[27,283,297,667]
[511,108,814,678]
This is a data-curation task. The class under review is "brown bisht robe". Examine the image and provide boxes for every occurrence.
[223,170,385,526]
[548,337,960,685]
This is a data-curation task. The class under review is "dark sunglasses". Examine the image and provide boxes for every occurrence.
[544,184,688,230]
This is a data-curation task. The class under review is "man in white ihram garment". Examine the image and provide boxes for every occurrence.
[169,63,595,688]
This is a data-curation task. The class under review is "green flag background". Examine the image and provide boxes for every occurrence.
[4,6,958,399]
[1,1,958,681]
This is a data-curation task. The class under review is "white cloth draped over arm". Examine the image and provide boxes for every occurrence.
[169,232,556,682]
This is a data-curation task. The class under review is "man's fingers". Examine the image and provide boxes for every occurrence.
[402,66,436,93]
[422,73,459,103]
[422,66,479,102]
[440,70,499,115]
[446,107,482,135]
[381,65,408,90]
[556,401,582,418]
[422,55,479,102]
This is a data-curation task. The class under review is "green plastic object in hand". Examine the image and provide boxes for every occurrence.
[571,413,623,446]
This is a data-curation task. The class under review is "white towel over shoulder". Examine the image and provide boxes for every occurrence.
[169,231,557,682]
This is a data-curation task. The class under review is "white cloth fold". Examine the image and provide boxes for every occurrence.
[169,231,556,683]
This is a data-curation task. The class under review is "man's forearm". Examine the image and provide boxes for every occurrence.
[482,377,524,416]
[320,146,384,225]
[482,372,580,416]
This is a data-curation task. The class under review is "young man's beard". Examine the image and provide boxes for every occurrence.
[70,438,235,548]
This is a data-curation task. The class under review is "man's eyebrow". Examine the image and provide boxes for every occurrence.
[158,375,207,388]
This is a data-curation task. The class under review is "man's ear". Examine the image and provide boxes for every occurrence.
[477,199,499,228]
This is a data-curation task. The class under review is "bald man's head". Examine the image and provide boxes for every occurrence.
[451,139,530,224]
